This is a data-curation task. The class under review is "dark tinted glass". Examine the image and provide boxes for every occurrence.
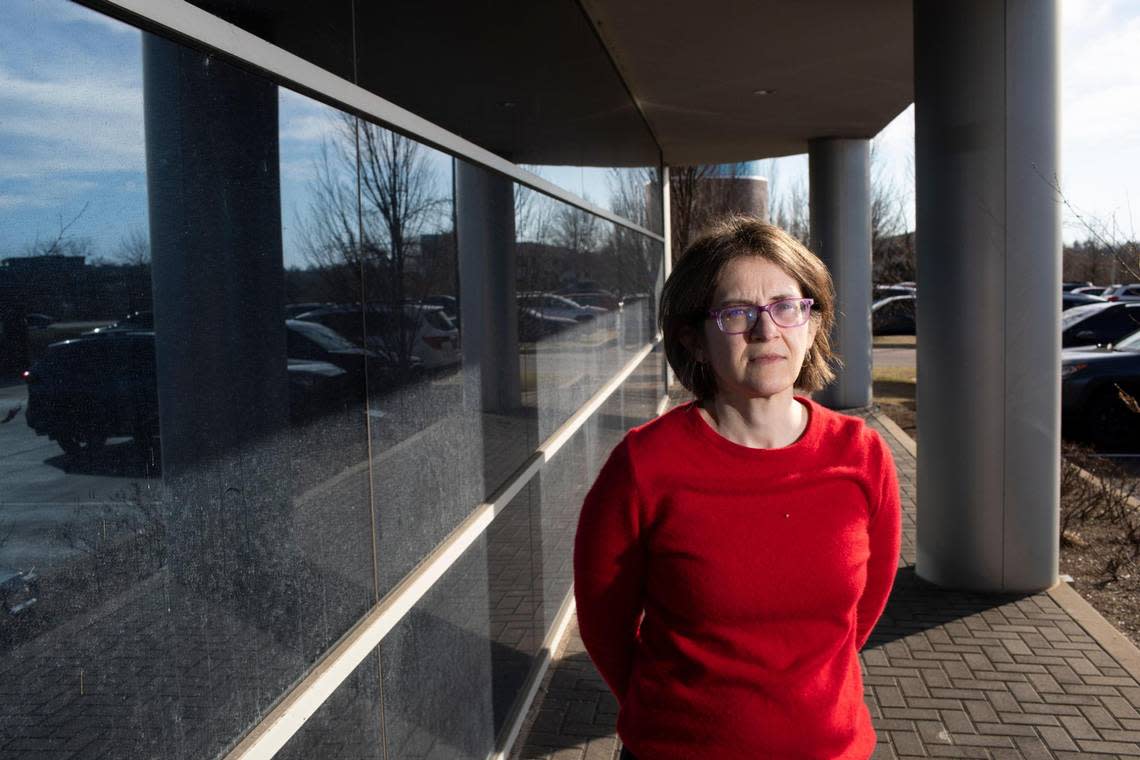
[1,5,376,756]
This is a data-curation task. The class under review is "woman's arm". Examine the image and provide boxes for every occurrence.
[855,431,902,651]
[573,437,647,701]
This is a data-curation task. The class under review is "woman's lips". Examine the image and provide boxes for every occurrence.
[750,355,786,363]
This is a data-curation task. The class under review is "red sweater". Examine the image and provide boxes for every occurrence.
[573,398,901,760]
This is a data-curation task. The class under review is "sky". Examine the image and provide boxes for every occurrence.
[0,0,1137,267]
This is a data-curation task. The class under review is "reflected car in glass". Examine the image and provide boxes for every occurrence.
[295,304,458,370]
[1062,328,1140,449]
[25,313,55,330]
[1,566,39,618]
[1061,302,1140,348]
[559,291,622,311]
[24,328,363,456]
[286,318,425,386]
[85,310,154,334]
[518,293,603,322]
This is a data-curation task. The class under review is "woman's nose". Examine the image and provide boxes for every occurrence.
[747,311,781,341]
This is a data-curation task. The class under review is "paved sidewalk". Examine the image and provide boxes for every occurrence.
[513,407,1140,759]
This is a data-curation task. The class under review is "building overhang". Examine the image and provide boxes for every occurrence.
[580,0,914,165]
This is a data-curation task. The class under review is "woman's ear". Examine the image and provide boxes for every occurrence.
[679,324,704,363]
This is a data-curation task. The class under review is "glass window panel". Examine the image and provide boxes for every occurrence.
[275,651,384,760]
[485,482,540,737]
[349,124,487,594]
[380,535,496,760]
[515,187,663,442]
[0,5,375,757]
[522,165,664,234]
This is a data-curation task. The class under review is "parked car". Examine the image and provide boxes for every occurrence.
[517,293,604,322]
[420,295,458,323]
[1061,302,1140,348]
[285,302,334,319]
[1062,281,1094,292]
[24,332,159,455]
[518,307,578,342]
[85,310,154,334]
[24,328,365,457]
[0,566,39,617]
[874,284,916,299]
[1103,284,1140,303]
[25,313,55,329]
[560,291,622,311]
[1062,329,1140,448]
[295,303,458,370]
[872,294,916,335]
[1062,292,1108,310]
[285,318,425,384]
[1072,285,1110,297]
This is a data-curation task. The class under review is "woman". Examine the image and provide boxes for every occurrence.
[573,217,901,759]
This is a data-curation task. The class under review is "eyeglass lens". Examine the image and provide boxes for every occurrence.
[718,299,809,332]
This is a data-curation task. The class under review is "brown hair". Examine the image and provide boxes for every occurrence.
[659,216,838,400]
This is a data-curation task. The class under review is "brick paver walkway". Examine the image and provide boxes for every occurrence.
[513,407,1140,759]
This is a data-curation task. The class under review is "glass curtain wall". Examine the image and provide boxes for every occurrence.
[0,1,666,758]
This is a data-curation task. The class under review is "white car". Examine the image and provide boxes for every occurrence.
[1103,284,1140,303]
[518,293,605,322]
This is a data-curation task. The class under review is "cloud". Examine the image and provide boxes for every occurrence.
[0,65,145,176]
[42,2,137,35]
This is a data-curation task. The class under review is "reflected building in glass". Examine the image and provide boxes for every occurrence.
[0,1,665,757]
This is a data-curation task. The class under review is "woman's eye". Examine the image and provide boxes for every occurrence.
[773,302,797,315]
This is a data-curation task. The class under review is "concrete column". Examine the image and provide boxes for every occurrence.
[455,161,521,415]
[144,36,296,624]
[808,138,872,410]
[914,0,1060,592]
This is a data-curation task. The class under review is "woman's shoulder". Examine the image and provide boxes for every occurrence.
[620,400,697,455]
[801,398,890,455]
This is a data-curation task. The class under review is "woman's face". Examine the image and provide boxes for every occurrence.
[697,256,817,401]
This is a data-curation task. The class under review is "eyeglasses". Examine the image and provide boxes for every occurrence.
[707,298,814,334]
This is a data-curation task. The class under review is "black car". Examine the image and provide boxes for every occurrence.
[285,318,423,387]
[1061,302,1140,348]
[872,294,916,335]
[24,332,159,455]
[1062,292,1108,310]
[24,329,358,456]
[1062,329,1140,448]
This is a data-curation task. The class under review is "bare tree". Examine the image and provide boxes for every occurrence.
[23,202,93,258]
[772,175,811,245]
[298,115,452,371]
[112,228,151,266]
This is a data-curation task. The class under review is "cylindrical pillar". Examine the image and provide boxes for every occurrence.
[808,138,872,410]
[914,0,1060,592]
[144,36,296,622]
[455,161,521,416]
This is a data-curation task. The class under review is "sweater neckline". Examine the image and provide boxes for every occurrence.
[685,396,822,458]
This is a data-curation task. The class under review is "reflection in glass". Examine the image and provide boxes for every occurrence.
[522,165,664,234]
[0,4,374,757]
[0,2,668,757]
[514,187,662,441]
[380,536,496,760]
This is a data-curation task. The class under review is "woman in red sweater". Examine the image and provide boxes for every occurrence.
[574,217,901,759]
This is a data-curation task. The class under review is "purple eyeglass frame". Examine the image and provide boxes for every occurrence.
[707,298,815,334]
